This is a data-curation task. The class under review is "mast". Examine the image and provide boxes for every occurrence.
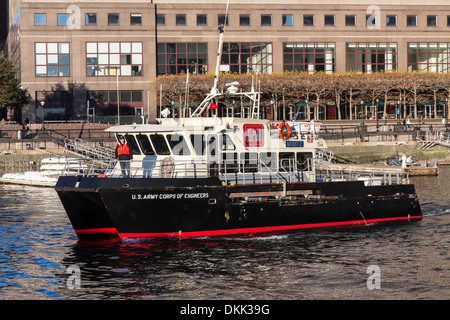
[189,0,260,119]
[212,0,229,94]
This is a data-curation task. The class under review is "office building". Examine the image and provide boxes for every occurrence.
[5,0,450,123]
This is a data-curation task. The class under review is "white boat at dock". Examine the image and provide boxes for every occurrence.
[0,157,88,187]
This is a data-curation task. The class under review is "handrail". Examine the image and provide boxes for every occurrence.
[314,159,410,185]
[82,156,408,186]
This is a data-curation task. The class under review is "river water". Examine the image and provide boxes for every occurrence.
[0,167,448,303]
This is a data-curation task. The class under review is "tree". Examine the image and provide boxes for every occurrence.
[152,71,450,121]
[0,51,30,114]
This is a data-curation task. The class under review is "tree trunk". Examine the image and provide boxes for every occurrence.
[306,91,310,121]
[349,88,353,120]
[414,88,418,120]
[316,95,320,121]
[402,90,406,120]
[433,91,437,119]
[383,91,387,120]
[336,93,341,120]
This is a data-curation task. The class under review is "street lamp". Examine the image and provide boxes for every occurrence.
[360,101,365,125]
[40,100,45,129]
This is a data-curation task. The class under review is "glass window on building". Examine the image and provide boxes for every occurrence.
[34,13,46,26]
[197,14,207,26]
[218,14,229,26]
[176,14,187,26]
[283,42,335,74]
[57,14,69,26]
[408,43,450,73]
[303,15,314,26]
[386,15,397,26]
[35,42,70,77]
[130,14,142,25]
[240,14,250,26]
[366,15,377,28]
[157,42,208,75]
[261,15,272,26]
[108,13,120,25]
[407,15,417,27]
[345,15,356,26]
[156,14,166,26]
[86,42,143,76]
[324,15,335,26]
[35,91,71,121]
[447,15,450,27]
[221,42,273,74]
[427,15,437,27]
[346,43,397,73]
[86,13,97,25]
[282,14,293,26]
[87,90,144,116]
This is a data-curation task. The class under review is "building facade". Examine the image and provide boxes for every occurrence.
[6,0,450,123]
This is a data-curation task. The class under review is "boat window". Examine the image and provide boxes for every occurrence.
[221,134,235,151]
[167,134,191,156]
[136,134,155,155]
[260,152,277,172]
[297,152,312,171]
[240,153,258,172]
[279,152,295,172]
[190,134,206,155]
[124,134,141,155]
[207,135,218,158]
[150,134,170,155]
[221,152,239,173]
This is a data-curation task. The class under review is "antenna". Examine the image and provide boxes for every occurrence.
[212,0,230,94]
[191,0,260,119]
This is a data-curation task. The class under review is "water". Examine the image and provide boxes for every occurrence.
[0,168,448,302]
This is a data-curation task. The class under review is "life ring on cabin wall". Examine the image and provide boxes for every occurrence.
[278,122,291,140]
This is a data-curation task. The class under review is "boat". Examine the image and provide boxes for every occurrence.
[1,157,88,187]
[386,157,439,176]
[55,116,422,240]
[54,1,422,240]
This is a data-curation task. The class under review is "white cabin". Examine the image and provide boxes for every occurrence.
[105,117,327,184]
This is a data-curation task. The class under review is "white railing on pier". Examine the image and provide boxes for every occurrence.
[63,138,115,163]
[419,131,450,149]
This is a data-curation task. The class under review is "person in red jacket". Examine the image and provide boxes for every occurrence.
[115,135,133,177]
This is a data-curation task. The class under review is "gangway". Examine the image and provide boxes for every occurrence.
[63,137,115,164]
[418,131,450,149]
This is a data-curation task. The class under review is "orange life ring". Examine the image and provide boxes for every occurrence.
[278,122,291,140]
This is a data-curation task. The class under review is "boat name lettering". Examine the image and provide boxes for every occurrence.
[131,193,209,200]
[286,140,304,148]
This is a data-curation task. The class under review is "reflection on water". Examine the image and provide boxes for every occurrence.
[0,168,449,300]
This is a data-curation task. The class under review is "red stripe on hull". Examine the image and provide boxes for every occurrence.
[118,216,422,239]
[75,228,118,236]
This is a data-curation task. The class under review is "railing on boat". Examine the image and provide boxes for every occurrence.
[83,157,410,186]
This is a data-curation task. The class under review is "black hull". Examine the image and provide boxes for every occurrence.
[56,176,118,239]
[55,177,422,240]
